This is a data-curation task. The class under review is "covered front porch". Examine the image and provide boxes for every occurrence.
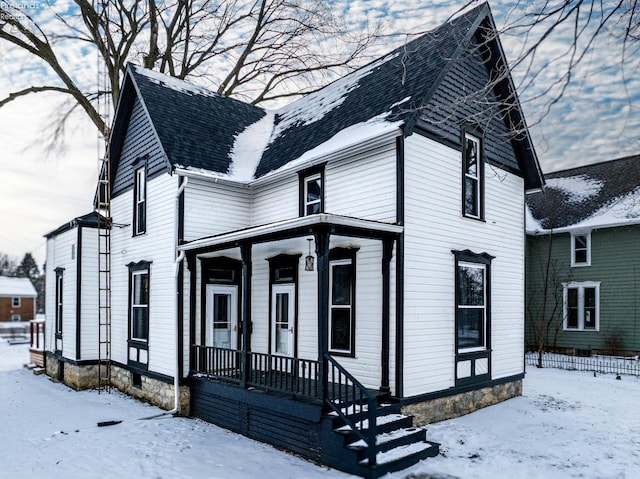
[179,214,438,476]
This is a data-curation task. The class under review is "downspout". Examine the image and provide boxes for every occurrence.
[171,175,188,414]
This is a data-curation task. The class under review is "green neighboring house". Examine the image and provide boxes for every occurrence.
[526,154,640,355]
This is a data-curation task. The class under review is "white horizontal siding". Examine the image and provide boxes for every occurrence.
[402,134,525,398]
[111,173,178,377]
[183,178,251,241]
[325,142,397,222]
[45,228,77,359]
[79,227,100,360]
[251,176,298,225]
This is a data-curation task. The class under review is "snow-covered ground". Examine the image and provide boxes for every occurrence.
[2,341,639,479]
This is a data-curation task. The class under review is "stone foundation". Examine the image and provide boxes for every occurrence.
[110,364,190,415]
[403,379,522,426]
[44,354,190,415]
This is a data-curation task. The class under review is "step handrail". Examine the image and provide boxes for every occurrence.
[324,353,377,466]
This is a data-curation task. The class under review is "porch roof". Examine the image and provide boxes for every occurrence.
[179,213,403,254]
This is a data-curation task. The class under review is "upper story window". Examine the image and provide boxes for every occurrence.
[462,132,483,220]
[299,166,324,216]
[134,166,147,235]
[563,282,599,331]
[571,232,591,267]
[12,297,20,307]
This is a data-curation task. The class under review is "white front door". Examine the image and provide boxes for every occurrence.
[206,284,238,349]
[271,284,295,356]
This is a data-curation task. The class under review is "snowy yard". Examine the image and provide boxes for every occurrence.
[2,342,639,479]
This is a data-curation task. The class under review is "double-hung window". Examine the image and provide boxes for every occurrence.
[456,262,487,350]
[564,282,599,331]
[55,268,63,338]
[571,232,591,266]
[134,166,146,235]
[462,132,483,219]
[329,250,356,355]
[12,297,20,307]
[299,167,324,216]
[130,268,150,342]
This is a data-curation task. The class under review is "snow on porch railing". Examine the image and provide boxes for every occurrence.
[526,351,640,377]
[191,345,320,399]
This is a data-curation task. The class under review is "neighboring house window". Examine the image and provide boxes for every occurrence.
[329,248,357,355]
[299,166,324,216]
[55,269,63,337]
[11,314,20,322]
[462,132,483,219]
[454,250,493,351]
[564,282,600,331]
[571,232,591,266]
[133,166,146,235]
[130,266,150,342]
[12,297,20,307]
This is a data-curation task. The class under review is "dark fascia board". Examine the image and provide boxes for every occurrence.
[44,212,107,239]
[473,12,544,191]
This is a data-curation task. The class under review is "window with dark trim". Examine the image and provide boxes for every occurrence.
[462,132,484,219]
[12,297,20,307]
[55,268,63,338]
[454,250,493,351]
[329,248,357,355]
[133,165,147,235]
[129,262,150,342]
[299,166,325,216]
[571,232,591,266]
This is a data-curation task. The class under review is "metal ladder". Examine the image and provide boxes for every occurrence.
[97,149,112,392]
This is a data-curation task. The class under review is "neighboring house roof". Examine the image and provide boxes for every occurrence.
[526,154,640,233]
[44,211,107,239]
[109,2,542,189]
[0,276,37,298]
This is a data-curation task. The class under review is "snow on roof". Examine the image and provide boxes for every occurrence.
[526,154,640,233]
[227,111,276,182]
[544,175,604,203]
[269,53,399,142]
[0,276,37,298]
[133,66,219,98]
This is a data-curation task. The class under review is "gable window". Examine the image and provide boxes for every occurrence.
[133,166,146,235]
[571,232,591,266]
[299,166,324,216]
[12,297,20,307]
[129,265,150,342]
[329,248,357,355]
[55,269,63,338]
[564,282,599,331]
[462,132,483,219]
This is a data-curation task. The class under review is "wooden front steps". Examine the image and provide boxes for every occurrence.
[321,400,440,478]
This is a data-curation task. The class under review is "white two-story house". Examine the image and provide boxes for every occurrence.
[45,3,543,477]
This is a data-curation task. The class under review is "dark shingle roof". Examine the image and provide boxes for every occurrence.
[113,2,541,189]
[129,67,265,174]
[45,211,107,238]
[526,154,640,230]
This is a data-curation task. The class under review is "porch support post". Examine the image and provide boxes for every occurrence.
[240,243,252,389]
[314,226,331,404]
[187,253,197,374]
[381,237,394,393]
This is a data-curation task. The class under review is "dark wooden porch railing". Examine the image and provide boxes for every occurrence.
[324,353,378,467]
[191,345,319,399]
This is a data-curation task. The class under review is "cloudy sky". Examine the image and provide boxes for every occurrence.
[0,0,638,267]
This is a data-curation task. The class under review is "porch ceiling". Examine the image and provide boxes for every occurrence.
[179,213,403,254]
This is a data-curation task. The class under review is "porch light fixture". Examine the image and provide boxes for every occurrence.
[305,238,315,271]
